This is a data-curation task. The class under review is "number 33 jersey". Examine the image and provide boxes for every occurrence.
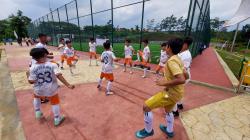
[29,62,61,97]
[101,51,116,73]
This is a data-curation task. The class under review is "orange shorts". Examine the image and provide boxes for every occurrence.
[34,94,60,105]
[67,56,78,65]
[124,58,133,65]
[138,51,148,66]
[89,52,97,59]
[61,55,67,61]
[100,72,114,81]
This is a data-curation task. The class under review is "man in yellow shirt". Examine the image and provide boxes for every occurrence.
[135,38,187,139]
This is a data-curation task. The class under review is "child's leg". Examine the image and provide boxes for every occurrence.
[50,94,64,126]
[143,68,147,78]
[124,60,127,72]
[97,73,104,88]
[33,97,41,112]
[107,81,112,92]
[106,74,114,95]
[129,59,133,73]
[165,112,174,133]
[95,53,98,65]
[144,111,153,133]
[89,53,92,66]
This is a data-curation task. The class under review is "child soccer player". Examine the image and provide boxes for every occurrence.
[138,39,151,78]
[172,37,193,117]
[97,41,119,95]
[27,48,75,126]
[89,37,98,66]
[57,38,66,69]
[64,40,79,74]
[135,38,188,139]
[155,43,168,76]
[124,39,134,74]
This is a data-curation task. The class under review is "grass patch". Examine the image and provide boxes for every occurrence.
[216,49,243,78]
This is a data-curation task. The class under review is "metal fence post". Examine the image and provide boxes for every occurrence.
[185,0,193,36]
[51,11,57,46]
[139,0,145,50]
[65,4,72,39]
[75,0,82,50]
[90,0,95,38]
[47,14,54,46]
[57,8,62,38]
[111,0,114,46]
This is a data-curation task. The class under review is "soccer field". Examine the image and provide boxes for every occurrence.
[72,42,162,64]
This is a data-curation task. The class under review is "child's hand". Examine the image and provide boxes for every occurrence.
[155,79,166,86]
[67,85,75,89]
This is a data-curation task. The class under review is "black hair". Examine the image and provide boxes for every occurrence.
[30,48,48,60]
[90,37,94,41]
[103,41,111,50]
[125,39,131,43]
[38,33,47,38]
[142,39,149,44]
[168,38,184,55]
[59,38,64,42]
[183,37,193,46]
[161,42,167,47]
[66,40,72,44]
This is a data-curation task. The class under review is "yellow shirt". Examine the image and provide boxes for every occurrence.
[164,55,185,102]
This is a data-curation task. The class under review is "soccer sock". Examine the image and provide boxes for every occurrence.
[98,78,102,86]
[143,68,147,76]
[33,98,41,112]
[172,104,178,112]
[165,112,174,133]
[144,112,153,133]
[107,81,112,92]
[73,60,78,65]
[61,61,64,67]
[52,104,61,120]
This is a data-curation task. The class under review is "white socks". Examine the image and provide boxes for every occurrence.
[143,68,147,77]
[165,112,174,133]
[33,98,41,111]
[98,78,102,86]
[107,81,112,92]
[89,59,92,65]
[52,104,60,119]
[144,112,153,133]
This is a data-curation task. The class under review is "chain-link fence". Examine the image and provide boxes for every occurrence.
[28,0,210,62]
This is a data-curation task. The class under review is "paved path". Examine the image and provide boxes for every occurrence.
[1,45,249,140]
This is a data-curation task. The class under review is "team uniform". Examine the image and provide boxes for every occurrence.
[136,55,185,138]
[156,50,168,73]
[124,45,134,65]
[98,50,116,95]
[35,42,47,48]
[138,46,150,77]
[59,43,66,63]
[63,46,78,66]
[29,61,64,125]
[89,42,97,59]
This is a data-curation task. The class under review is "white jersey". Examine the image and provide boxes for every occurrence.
[35,42,47,48]
[178,50,192,69]
[89,42,96,52]
[143,46,150,61]
[58,43,65,55]
[29,61,61,97]
[63,46,75,57]
[101,51,116,73]
[124,45,134,58]
[159,50,168,66]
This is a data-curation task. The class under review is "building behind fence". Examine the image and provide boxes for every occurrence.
[28,0,210,59]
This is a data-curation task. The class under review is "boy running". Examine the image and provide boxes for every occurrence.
[135,38,188,139]
[138,39,151,78]
[123,39,134,74]
[57,38,66,69]
[27,48,74,126]
[64,40,79,74]
[89,37,98,66]
[97,41,119,95]
[155,43,168,75]
[172,37,193,117]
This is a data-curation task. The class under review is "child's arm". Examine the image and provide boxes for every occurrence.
[156,74,185,88]
[56,74,75,89]
[26,70,36,84]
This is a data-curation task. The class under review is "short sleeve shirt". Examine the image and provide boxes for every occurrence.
[29,62,61,97]
[35,42,47,48]
[64,47,75,57]
[101,51,116,73]
[164,55,185,102]
[58,43,65,55]
[143,46,150,60]
[160,50,168,64]
[178,50,192,69]
[124,45,134,58]
[89,42,96,52]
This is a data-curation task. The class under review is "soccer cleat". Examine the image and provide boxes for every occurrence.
[177,104,184,110]
[54,116,65,126]
[135,128,154,139]
[35,111,43,119]
[173,110,179,117]
[106,91,114,96]
[159,124,174,138]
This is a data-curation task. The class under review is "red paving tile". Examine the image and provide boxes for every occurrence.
[5,45,235,140]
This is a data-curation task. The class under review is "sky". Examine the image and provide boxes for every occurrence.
[0,0,246,29]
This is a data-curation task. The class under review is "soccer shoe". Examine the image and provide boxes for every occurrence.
[173,110,179,117]
[177,104,184,110]
[135,128,154,139]
[159,124,174,138]
[106,91,114,96]
[54,116,65,126]
[35,111,43,119]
